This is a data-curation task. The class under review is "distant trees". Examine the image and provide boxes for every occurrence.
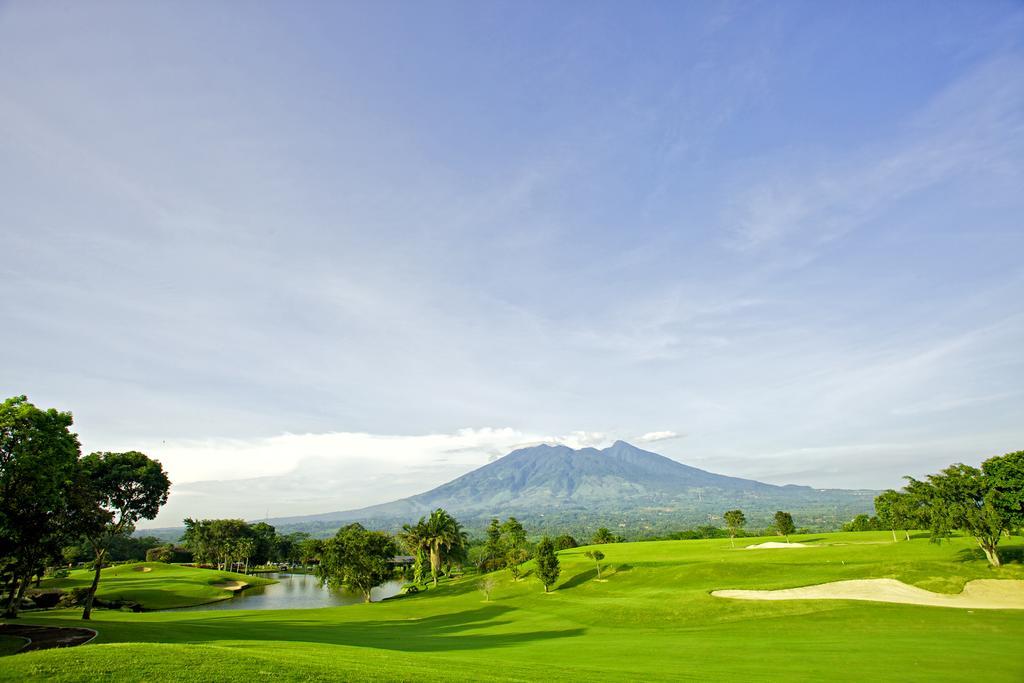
[584,549,605,579]
[842,514,881,532]
[535,537,560,593]
[723,510,746,548]
[592,527,616,545]
[553,534,579,551]
[773,511,795,543]
[874,490,915,541]
[315,523,398,603]
[77,451,170,620]
[901,451,1024,567]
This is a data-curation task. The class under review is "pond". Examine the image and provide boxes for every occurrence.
[170,572,405,611]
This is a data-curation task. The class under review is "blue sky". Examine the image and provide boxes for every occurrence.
[1,1,1022,526]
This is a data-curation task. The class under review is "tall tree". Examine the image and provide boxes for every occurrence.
[0,396,80,618]
[591,527,615,545]
[78,451,170,620]
[249,522,277,565]
[982,450,1024,535]
[502,517,528,580]
[723,510,746,548]
[315,523,397,603]
[905,455,1022,567]
[482,518,504,571]
[774,511,795,543]
[535,537,560,593]
[874,490,914,542]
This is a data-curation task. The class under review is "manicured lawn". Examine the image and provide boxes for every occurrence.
[39,562,275,610]
[3,532,1023,681]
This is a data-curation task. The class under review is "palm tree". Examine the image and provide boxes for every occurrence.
[398,520,429,585]
[400,509,468,587]
[423,509,468,586]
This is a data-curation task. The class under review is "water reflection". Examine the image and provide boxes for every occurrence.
[170,572,404,611]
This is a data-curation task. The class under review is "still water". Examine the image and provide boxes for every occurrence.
[171,572,405,611]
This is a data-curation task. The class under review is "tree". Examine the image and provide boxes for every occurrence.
[843,514,881,532]
[774,511,795,543]
[481,518,504,571]
[502,517,528,580]
[874,490,914,541]
[235,537,257,574]
[982,450,1024,535]
[592,527,615,545]
[315,523,397,602]
[146,544,174,563]
[401,509,467,587]
[906,457,1021,567]
[723,510,746,548]
[78,451,170,620]
[299,537,324,568]
[535,537,560,593]
[584,549,605,579]
[478,575,497,602]
[553,535,578,551]
[0,396,81,618]
[249,522,277,566]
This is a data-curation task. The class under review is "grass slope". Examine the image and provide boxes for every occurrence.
[4,532,1024,681]
[40,562,275,610]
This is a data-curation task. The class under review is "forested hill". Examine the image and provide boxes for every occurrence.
[264,441,877,536]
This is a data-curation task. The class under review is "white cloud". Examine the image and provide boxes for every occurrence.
[638,430,683,443]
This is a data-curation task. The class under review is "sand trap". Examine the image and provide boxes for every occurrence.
[211,580,248,591]
[134,566,153,572]
[712,579,1024,610]
[744,542,810,549]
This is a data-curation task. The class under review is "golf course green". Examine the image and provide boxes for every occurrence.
[40,562,275,610]
[3,531,1023,681]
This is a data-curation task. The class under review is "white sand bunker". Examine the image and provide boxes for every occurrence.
[212,581,248,591]
[713,579,1024,610]
[744,542,810,549]
[133,566,153,573]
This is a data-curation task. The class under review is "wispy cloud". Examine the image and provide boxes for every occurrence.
[726,56,1024,255]
[638,430,684,443]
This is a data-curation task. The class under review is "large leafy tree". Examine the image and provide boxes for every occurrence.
[906,453,1023,567]
[982,450,1024,534]
[249,522,278,566]
[0,396,81,618]
[591,527,615,545]
[874,489,914,542]
[723,510,746,548]
[315,523,398,602]
[773,511,795,542]
[78,451,170,620]
[535,537,560,593]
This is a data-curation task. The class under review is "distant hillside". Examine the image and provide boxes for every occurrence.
[266,441,877,536]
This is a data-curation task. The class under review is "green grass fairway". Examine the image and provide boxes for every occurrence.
[4,532,1023,681]
[39,562,275,610]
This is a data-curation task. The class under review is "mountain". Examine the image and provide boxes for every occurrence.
[268,441,877,535]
